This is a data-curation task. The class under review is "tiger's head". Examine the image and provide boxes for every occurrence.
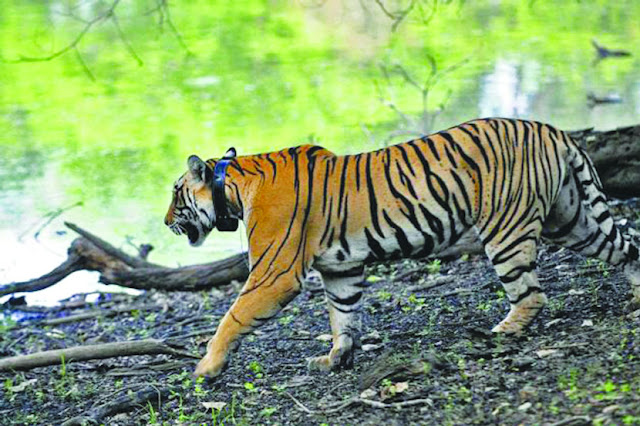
[164,148,236,247]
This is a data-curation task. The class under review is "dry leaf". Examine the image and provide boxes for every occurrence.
[202,401,227,411]
[536,349,560,358]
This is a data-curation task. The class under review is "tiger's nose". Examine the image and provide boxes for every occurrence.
[164,213,173,226]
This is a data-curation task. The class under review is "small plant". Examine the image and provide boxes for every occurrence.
[0,316,16,332]
[144,312,157,323]
[59,354,66,378]
[194,376,207,397]
[147,401,158,424]
[476,301,491,312]
[557,368,584,401]
[279,315,293,326]
[271,383,286,393]
[595,379,630,401]
[3,378,14,402]
[426,259,442,274]
[244,381,257,392]
[377,290,392,302]
[260,406,277,417]
[248,361,264,378]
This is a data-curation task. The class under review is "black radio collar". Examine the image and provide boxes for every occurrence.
[212,159,239,232]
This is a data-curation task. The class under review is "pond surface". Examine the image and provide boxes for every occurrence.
[1,0,639,305]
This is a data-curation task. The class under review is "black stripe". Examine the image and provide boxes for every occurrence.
[510,286,542,304]
[326,290,363,306]
[321,265,364,279]
[365,153,385,237]
[364,227,386,259]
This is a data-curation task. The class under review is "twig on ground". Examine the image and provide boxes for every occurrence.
[286,392,359,414]
[286,390,434,414]
[39,304,161,326]
[62,384,171,426]
[549,415,592,426]
[0,339,198,372]
[439,288,474,298]
[405,275,456,292]
[359,397,433,409]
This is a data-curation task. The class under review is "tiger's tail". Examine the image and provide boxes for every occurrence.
[551,135,640,300]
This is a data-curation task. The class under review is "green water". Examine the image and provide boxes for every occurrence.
[1,0,639,303]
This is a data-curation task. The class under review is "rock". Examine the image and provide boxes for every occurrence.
[511,356,536,369]
[362,330,382,344]
[545,319,564,328]
[517,402,532,412]
[360,388,376,399]
[536,349,561,358]
[518,385,538,401]
[315,334,333,342]
[362,344,383,352]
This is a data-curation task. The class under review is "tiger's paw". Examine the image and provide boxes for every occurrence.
[307,355,334,372]
[307,347,354,372]
[491,320,525,335]
[492,292,547,334]
[193,354,226,378]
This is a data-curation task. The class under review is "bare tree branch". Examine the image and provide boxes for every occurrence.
[374,0,418,32]
[155,0,193,56]
[111,11,144,66]
[74,47,97,81]
[6,0,121,64]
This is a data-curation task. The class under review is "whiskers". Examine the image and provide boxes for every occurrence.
[169,223,185,236]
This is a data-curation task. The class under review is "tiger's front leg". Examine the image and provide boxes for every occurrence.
[308,265,366,372]
[194,272,302,377]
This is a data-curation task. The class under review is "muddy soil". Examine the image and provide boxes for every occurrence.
[2,212,640,425]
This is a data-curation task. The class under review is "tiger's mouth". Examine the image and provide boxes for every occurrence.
[183,223,203,246]
[168,221,203,246]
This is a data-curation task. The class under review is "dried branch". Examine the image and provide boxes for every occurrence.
[64,221,159,269]
[0,339,198,372]
[374,0,417,32]
[6,0,122,63]
[154,0,193,55]
[62,385,172,426]
[111,12,144,66]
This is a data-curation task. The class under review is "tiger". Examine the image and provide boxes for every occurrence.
[164,118,640,378]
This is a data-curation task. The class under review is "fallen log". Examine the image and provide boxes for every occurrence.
[568,124,640,197]
[0,222,250,297]
[0,124,638,297]
[0,339,199,372]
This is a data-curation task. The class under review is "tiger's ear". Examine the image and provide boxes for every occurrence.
[187,155,208,182]
[223,147,237,159]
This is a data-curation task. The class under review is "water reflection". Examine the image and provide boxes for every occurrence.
[479,59,539,118]
[1,0,639,306]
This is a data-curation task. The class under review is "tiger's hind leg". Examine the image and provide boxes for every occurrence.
[480,229,548,334]
[308,265,366,372]
[543,169,640,305]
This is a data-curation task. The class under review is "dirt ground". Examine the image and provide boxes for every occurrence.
[2,204,640,425]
